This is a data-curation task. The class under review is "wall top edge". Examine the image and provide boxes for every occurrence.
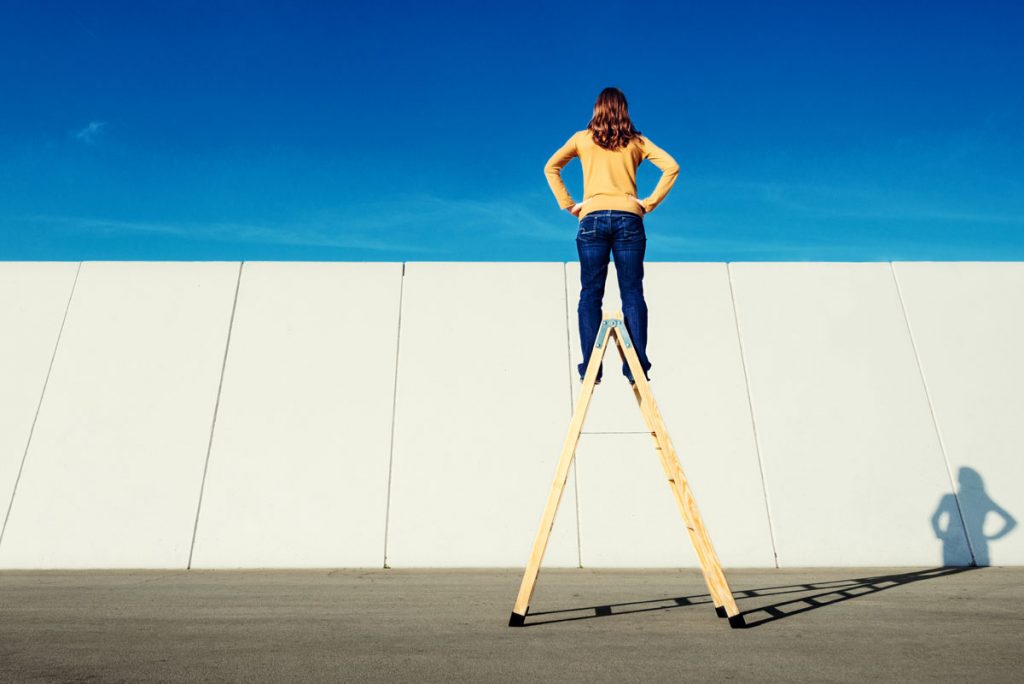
[3,260,1024,266]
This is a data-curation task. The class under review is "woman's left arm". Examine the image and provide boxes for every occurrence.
[638,136,680,214]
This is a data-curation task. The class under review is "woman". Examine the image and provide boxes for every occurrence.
[544,87,679,386]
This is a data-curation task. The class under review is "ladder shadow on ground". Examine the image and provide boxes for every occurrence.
[521,566,978,628]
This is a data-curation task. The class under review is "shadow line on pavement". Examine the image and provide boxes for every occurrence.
[521,566,979,628]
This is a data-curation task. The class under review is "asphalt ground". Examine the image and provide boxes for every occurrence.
[1,567,1021,682]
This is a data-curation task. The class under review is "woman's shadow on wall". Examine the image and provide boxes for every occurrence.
[932,466,1017,566]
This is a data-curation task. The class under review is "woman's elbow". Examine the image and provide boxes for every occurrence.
[544,166,565,183]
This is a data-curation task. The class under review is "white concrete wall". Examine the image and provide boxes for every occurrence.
[0,262,240,568]
[0,260,1019,568]
[386,263,579,567]
[188,262,402,568]
[892,262,1024,565]
[728,263,970,566]
[0,263,79,538]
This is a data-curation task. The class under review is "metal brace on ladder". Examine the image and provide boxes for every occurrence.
[595,317,632,349]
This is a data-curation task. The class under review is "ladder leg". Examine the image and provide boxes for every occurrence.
[629,382,727,611]
[613,326,745,627]
[680,469,740,621]
[508,314,609,626]
[608,328,723,609]
[672,451,743,626]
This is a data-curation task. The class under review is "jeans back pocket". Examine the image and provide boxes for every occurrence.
[616,215,645,239]
[577,217,598,238]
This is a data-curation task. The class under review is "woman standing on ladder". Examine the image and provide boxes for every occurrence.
[544,87,679,386]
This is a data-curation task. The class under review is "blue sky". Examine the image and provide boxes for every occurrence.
[1,0,1022,261]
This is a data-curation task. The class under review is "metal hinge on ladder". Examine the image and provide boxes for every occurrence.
[595,318,632,349]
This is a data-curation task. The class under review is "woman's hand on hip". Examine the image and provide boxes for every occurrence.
[632,197,648,214]
[568,202,584,217]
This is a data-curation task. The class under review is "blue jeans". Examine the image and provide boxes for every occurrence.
[576,209,653,383]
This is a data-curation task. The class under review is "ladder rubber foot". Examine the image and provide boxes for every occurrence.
[508,612,526,627]
[715,606,727,618]
[728,614,746,629]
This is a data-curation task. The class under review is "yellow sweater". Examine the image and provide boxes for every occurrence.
[544,130,680,219]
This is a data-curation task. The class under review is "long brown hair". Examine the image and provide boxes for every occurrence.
[586,87,644,151]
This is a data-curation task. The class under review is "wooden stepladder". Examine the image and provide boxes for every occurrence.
[508,310,745,629]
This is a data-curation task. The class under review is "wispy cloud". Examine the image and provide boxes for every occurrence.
[330,192,571,242]
[20,214,442,253]
[15,191,569,256]
[695,178,1024,226]
[73,121,106,144]
[19,187,1020,262]
[645,230,845,258]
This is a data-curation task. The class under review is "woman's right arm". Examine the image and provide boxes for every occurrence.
[544,133,580,211]
[639,136,680,214]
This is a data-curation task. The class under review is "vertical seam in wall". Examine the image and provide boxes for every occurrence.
[0,261,82,549]
[187,261,244,569]
[563,262,583,568]
[890,262,976,565]
[382,261,406,569]
[726,263,780,568]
